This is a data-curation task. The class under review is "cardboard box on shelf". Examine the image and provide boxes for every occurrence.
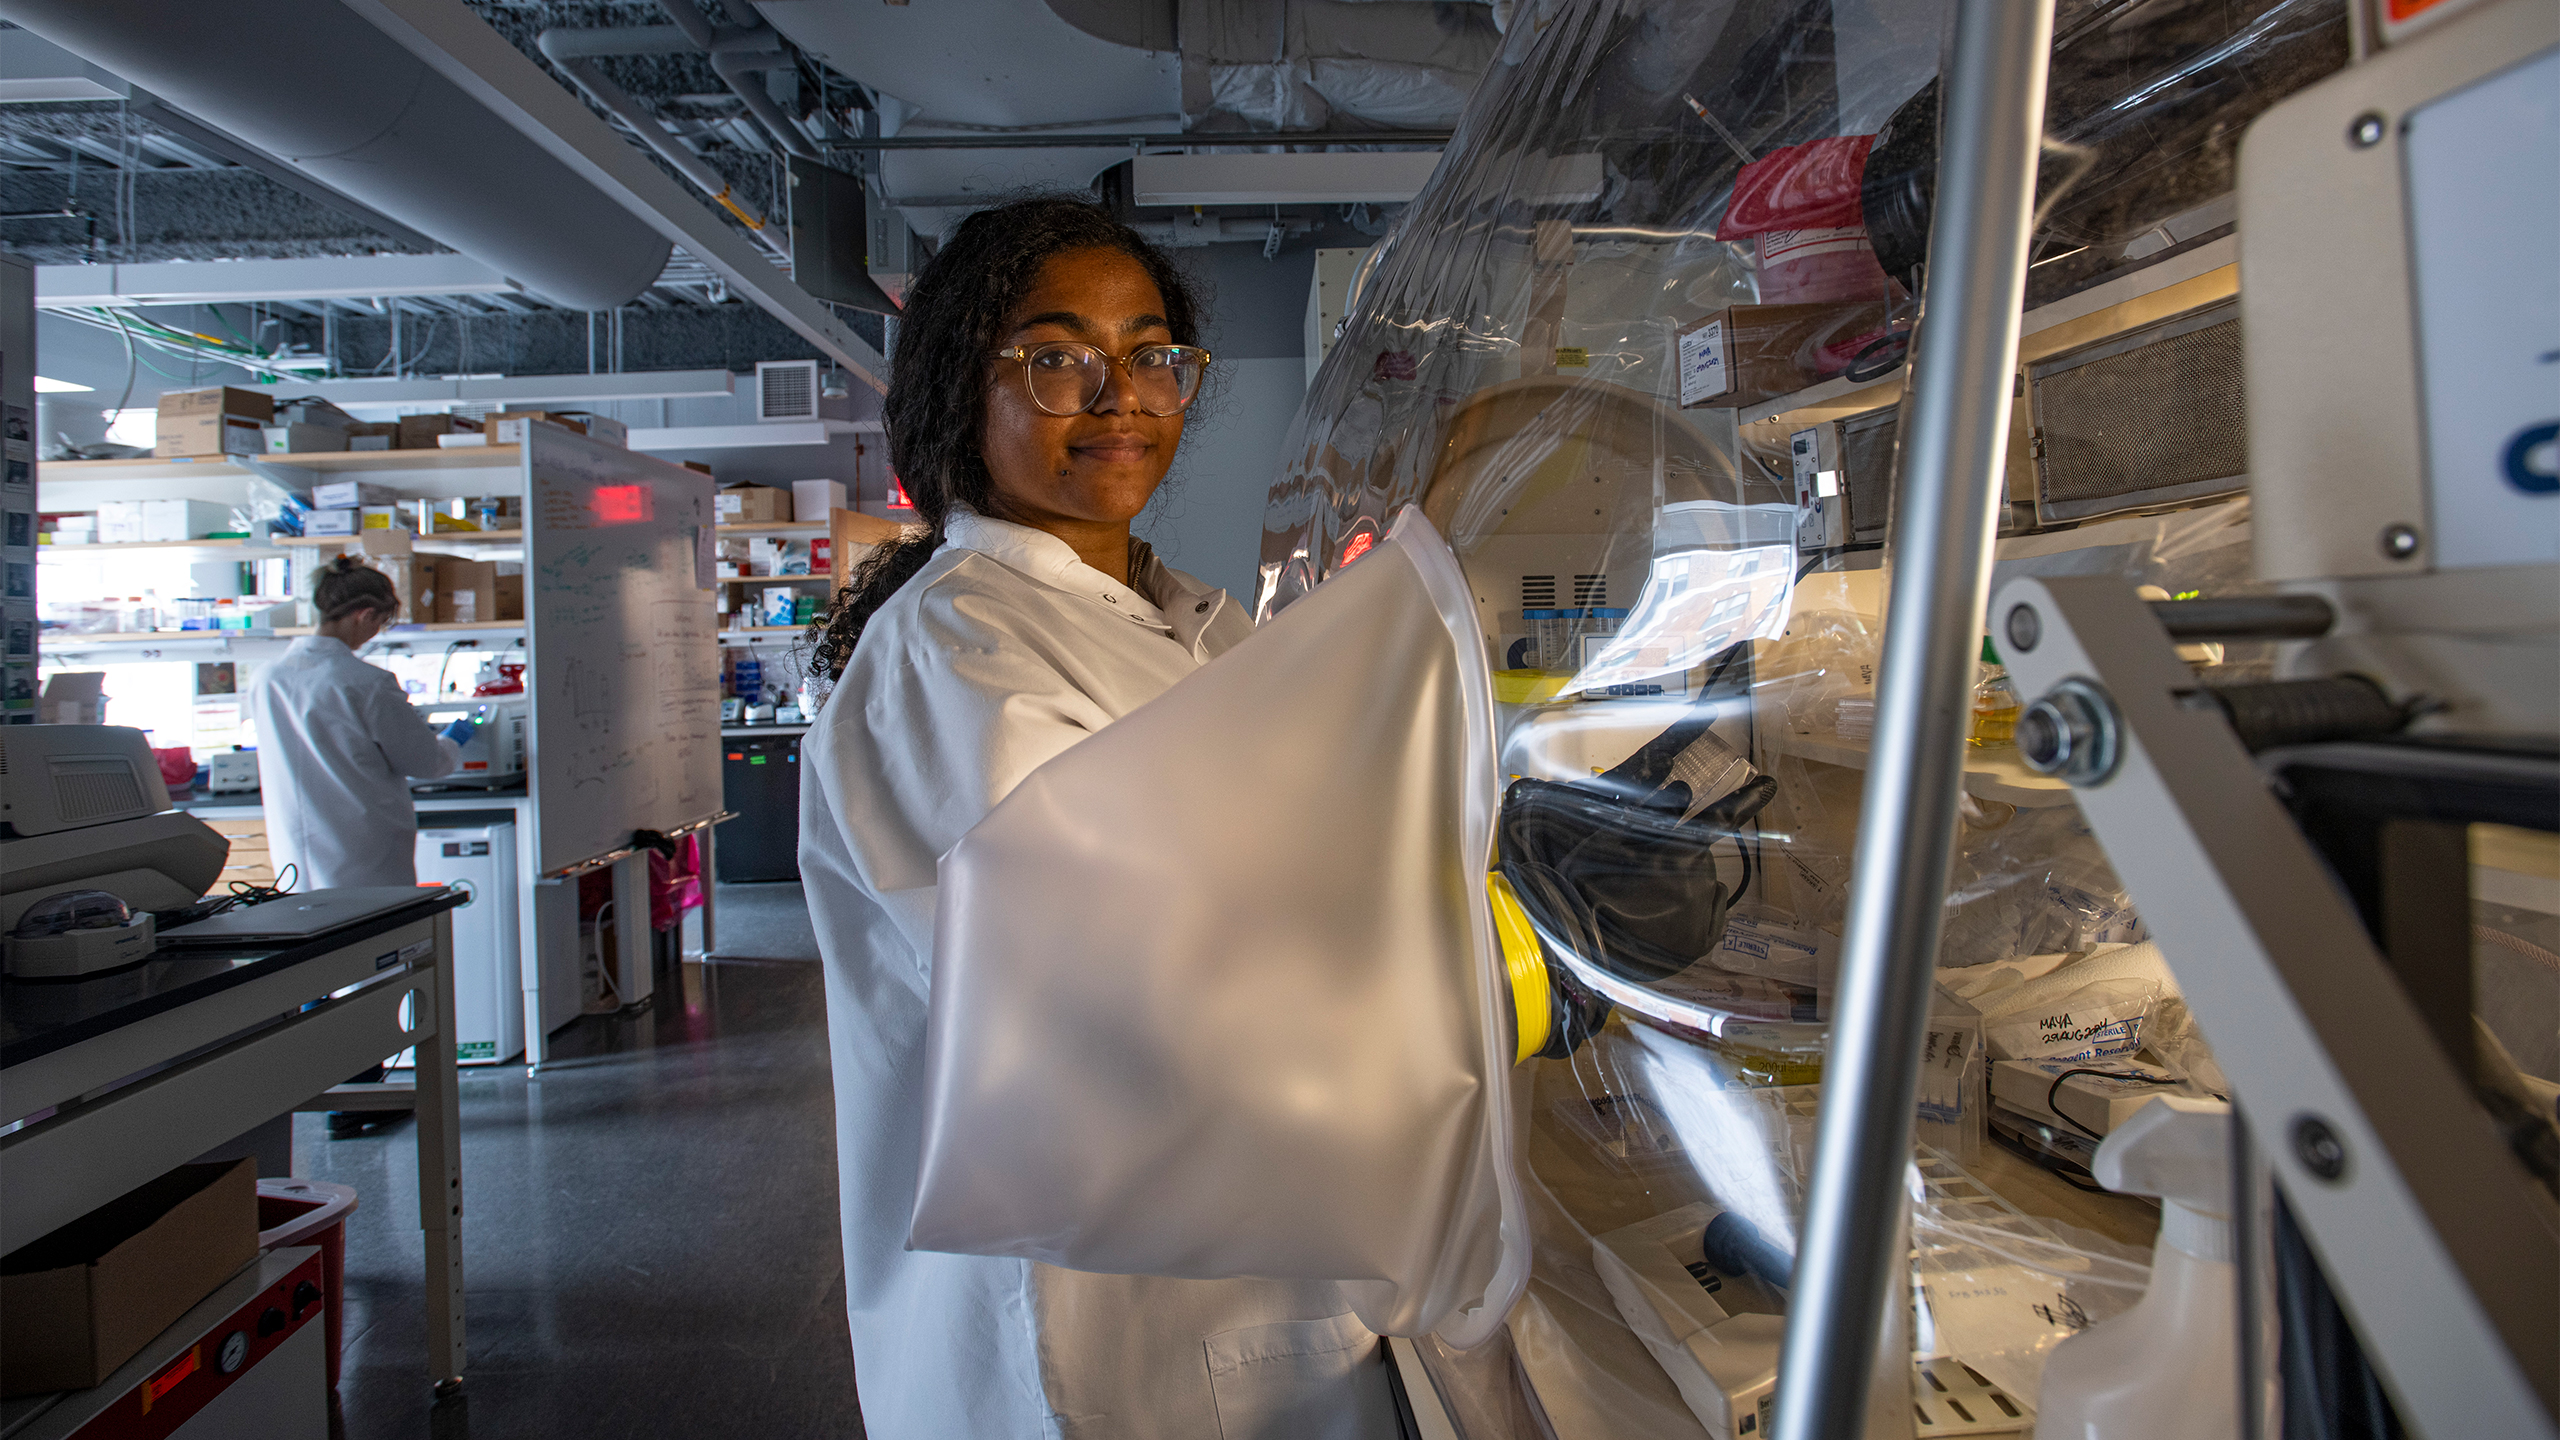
[381,555,438,621]
[397,413,479,449]
[791,480,847,523]
[494,573,524,621]
[358,505,405,532]
[153,414,264,459]
[305,508,360,537]
[436,558,499,624]
[273,398,356,430]
[156,387,276,424]
[553,411,628,447]
[38,671,105,725]
[0,1158,257,1397]
[139,498,234,542]
[96,500,144,545]
[484,411,585,445]
[1676,302,1892,409]
[263,422,349,454]
[311,480,396,510]
[716,485,793,524]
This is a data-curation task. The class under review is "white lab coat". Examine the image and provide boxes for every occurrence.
[249,635,460,889]
[799,511,1403,1440]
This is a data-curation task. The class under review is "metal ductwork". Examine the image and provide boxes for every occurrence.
[0,0,671,312]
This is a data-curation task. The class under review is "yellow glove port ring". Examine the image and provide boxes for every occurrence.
[1488,873,1552,1063]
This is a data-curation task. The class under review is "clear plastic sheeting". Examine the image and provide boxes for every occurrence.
[916,514,1530,1346]
[1248,0,2323,1430]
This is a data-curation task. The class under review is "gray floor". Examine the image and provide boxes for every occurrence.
[294,882,860,1439]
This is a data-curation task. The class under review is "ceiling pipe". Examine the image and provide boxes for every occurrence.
[708,46,822,163]
[121,92,443,253]
[0,0,670,312]
[534,28,793,263]
[656,0,824,164]
[345,0,885,389]
[535,26,698,60]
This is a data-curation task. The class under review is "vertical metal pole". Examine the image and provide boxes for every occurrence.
[1767,0,2053,1434]
[416,907,469,1393]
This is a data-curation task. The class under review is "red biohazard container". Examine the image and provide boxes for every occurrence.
[256,1178,358,1393]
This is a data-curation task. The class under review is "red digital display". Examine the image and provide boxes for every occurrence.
[592,484,651,524]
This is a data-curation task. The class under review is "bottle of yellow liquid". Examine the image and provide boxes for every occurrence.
[1970,636,2020,747]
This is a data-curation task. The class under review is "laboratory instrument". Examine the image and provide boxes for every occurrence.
[0,725,226,975]
[414,695,526,786]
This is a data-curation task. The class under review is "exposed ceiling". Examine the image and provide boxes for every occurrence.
[0,0,1486,386]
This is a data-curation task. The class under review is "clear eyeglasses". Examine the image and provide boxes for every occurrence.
[992,341,1213,417]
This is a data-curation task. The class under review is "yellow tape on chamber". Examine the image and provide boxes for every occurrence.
[1488,873,1551,1063]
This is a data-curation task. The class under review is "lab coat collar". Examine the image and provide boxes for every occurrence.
[943,509,1173,631]
[286,634,357,661]
[1135,544,1232,658]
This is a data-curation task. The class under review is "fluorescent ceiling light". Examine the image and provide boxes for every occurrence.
[32,376,93,393]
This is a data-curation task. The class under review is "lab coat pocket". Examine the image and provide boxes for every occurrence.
[1204,1313,1399,1440]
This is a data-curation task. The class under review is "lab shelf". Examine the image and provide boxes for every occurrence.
[1734,234,2240,427]
[1761,726,2076,808]
[36,445,524,483]
[715,522,825,537]
[277,530,525,546]
[255,446,531,472]
[36,537,287,557]
[42,621,526,647]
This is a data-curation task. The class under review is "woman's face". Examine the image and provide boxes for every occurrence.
[978,247,1185,531]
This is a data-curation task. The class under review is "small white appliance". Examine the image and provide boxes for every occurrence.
[415,822,523,1065]
[415,695,527,786]
[208,749,261,793]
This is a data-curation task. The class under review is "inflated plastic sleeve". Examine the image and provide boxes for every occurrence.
[913,510,1531,1347]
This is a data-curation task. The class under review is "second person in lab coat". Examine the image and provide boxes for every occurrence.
[799,197,1404,1439]
[249,555,470,890]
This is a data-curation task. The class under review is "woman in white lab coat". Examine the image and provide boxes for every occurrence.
[799,197,1403,1440]
[249,555,470,890]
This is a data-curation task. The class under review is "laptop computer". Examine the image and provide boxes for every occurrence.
[158,886,445,946]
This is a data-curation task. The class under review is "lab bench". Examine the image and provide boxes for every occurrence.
[0,888,472,1400]
[172,785,587,1065]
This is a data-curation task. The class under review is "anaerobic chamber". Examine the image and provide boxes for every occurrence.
[913,0,2557,1435]
[1241,0,2553,1432]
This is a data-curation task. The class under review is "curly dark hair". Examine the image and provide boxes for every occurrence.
[807,194,1206,681]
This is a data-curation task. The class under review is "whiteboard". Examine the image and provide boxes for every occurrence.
[524,426,722,875]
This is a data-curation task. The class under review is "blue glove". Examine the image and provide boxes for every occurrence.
[441,717,479,746]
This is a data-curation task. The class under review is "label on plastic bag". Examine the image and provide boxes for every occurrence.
[1916,1025,1975,1123]
[1983,979,2158,1063]
[1713,913,1827,986]
[1678,320,1729,404]
[1913,1263,2084,1406]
